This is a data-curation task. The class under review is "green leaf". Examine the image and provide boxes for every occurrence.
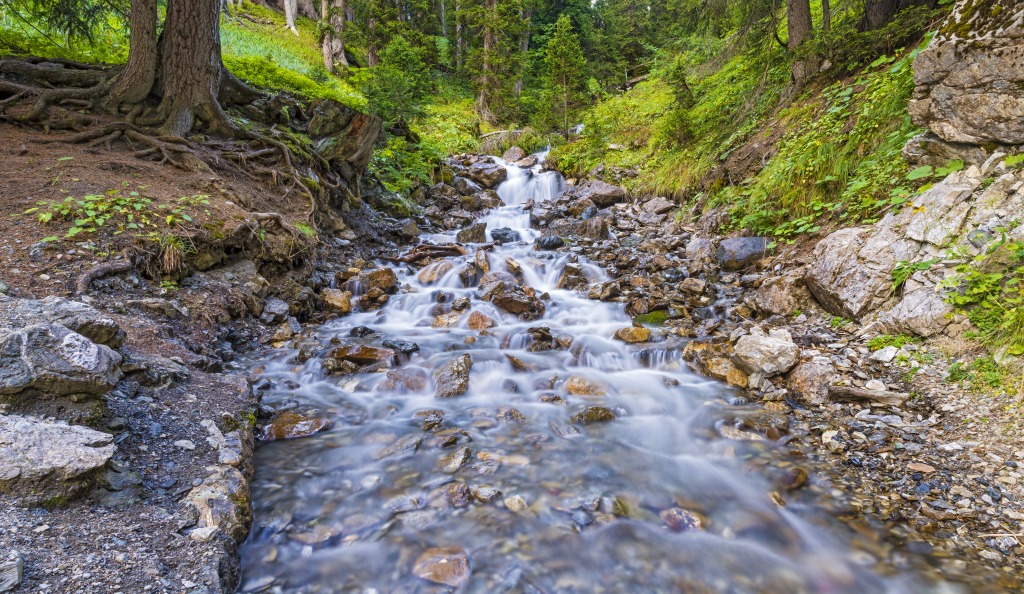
[40,236,59,243]
[907,166,934,181]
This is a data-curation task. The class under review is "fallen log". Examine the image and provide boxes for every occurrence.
[828,385,908,407]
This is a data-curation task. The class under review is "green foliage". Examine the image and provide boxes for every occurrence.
[944,238,1024,358]
[866,334,920,352]
[948,357,1015,393]
[369,136,439,196]
[541,14,588,135]
[224,56,364,109]
[364,35,433,124]
[891,258,940,292]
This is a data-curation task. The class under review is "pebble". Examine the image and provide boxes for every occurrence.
[173,440,196,451]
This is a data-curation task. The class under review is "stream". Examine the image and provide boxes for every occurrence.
[236,154,960,593]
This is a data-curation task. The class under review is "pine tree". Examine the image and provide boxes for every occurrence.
[543,13,586,136]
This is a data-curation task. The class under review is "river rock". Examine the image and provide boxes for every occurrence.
[453,176,483,196]
[259,412,332,441]
[575,180,626,207]
[414,547,471,587]
[382,338,420,354]
[434,354,473,398]
[468,311,496,330]
[418,261,455,284]
[716,237,769,271]
[328,345,395,365]
[502,146,527,162]
[182,465,252,544]
[547,217,609,241]
[556,263,590,291]
[0,295,125,348]
[490,286,545,320]
[787,357,837,405]
[456,222,488,244]
[432,313,462,328]
[0,555,22,593]
[614,326,651,343]
[659,508,703,532]
[731,328,799,377]
[0,414,115,504]
[565,375,606,397]
[360,267,399,293]
[678,277,706,295]
[491,227,521,243]
[0,324,122,398]
[381,368,429,392]
[261,297,290,324]
[908,0,1024,146]
[321,289,352,314]
[571,406,616,424]
[535,236,565,250]
[467,162,508,188]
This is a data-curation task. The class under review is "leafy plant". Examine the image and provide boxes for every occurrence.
[867,334,920,352]
[891,258,940,292]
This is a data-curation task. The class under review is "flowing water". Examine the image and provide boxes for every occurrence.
[237,155,960,593]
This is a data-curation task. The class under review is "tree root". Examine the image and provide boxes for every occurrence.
[76,260,134,295]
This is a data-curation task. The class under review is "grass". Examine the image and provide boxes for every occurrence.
[867,334,921,352]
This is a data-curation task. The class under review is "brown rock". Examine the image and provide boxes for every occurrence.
[418,261,455,284]
[360,267,398,293]
[321,289,353,314]
[571,406,616,424]
[614,326,651,343]
[468,311,496,330]
[659,507,703,532]
[565,375,606,397]
[434,354,473,398]
[328,345,396,365]
[413,547,471,587]
[259,412,332,441]
[432,313,462,328]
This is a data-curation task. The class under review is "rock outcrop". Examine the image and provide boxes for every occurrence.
[0,323,122,398]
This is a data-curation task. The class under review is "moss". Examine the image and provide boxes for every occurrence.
[634,311,671,326]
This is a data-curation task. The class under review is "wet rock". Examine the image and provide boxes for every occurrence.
[678,277,706,295]
[732,328,799,377]
[781,467,808,491]
[438,446,471,473]
[535,236,565,250]
[259,412,332,441]
[471,485,500,502]
[787,358,837,405]
[575,180,626,207]
[182,466,252,544]
[375,435,423,459]
[446,482,472,508]
[453,176,483,196]
[0,323,122,398]
[0,554,23,593]
[395,218,420,238]
[491,227,521,243]
[489,285,545,320]
[556,263,590,291]
[321,288,352,314]
[434,354,473,398]
[502,146,527,162]
[716,237,769,271]
[414,547,471,587]
[456,222,488,244]
[0,414,115,504]
[565,375,607,397]
[328,344,396,366]
[467,161,508,188]
[468,311,496,330]
[497,407,526,423]
[382,338,420,355]
[752,272,809,317]
[659,508,703,532]
[432,313,462,328]
[359,267,399,293]
[686,236,716,270]
[571,406,616,424]
[614,326,651,343]
[504,495,528,512]
[418,261,455,284]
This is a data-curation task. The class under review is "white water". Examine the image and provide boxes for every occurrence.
[237,154,959,593]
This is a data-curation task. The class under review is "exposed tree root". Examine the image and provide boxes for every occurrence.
[75,260,134,295]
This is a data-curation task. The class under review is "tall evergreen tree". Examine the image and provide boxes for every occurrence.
[543,13,586,135]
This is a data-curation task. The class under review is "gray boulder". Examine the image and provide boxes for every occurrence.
[456,222,488,244]
[0,295,124,349]
[467,162,508,189]
[0,414,115,504]
[716,237,769,271]
[434,354,473,398]
[575,180,626,208]
[0,324,122,398]
[502,146,527,162]
[787,358,837,405]
[752,271,810,317]
[732,328,799,377]
[875,288,953,338]
[453,176,483,196]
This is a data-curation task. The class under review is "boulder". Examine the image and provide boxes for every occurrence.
[0,296,125,349]
[434,354,473,398]
[492,287,545,320]
[0,555,22,593]
[502,146,527,162]
[731,328,799,377]
[787,358,837,405]
[260,412,332,441]
[468,311,496,330]
[467,162,508,188]
[908,1,1024,147]
[490,227,521,243]
[575,180,626,207]
[547,217,609,241]
[570,406,616,424]
[614,326,651,343]
[644,196,675,215]
[535,236,565,250]
[752,272,810,317]
[904,171,980,246]
[418,261,455,284]
[0,324,122,398]
[716,237,769,271]
[556,263,590,291]
[0,414,115,504]
[382,338,420,354]
[875,288,953,338]
[328,345,395,365]
[456,222,488,244]
[321,289,352,314]
[359,267,399,293]
[453,176,483,196]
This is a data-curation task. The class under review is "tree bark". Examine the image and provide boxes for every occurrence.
[513,7,530,96]
[107,0,159,109]
[822,0,831,32]
[787,0,815,82]
[322,0,349,72]
[367,18,380,67]
[440,0,447,37]
[284,0,299,34]
[475,0,497,123]
[455,0,463,70]
[157,0,232,136]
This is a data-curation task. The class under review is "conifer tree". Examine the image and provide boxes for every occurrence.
[543,13,586,136]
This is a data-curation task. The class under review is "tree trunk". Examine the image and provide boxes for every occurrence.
[475,0,497,123]
[322,0,348,72]
[787,0,815,82]
[863,0,899,30]
[455,0,463,70]
[107,0,159,109]
[157,0,232,136]
[367,18,380,67]
[440,0,447,37]
[284,0,299,34]
[822,0,831,32]
[513,7,530,96]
